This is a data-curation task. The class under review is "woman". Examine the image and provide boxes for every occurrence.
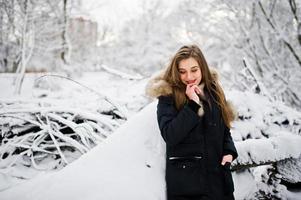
[146,45,238,200]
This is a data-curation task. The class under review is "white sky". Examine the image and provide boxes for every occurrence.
[81,0,181,30]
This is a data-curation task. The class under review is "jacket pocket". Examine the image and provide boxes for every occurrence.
[222,162,234,194]
[166,158,205,196]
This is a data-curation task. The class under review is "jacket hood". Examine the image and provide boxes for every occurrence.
[145,67,237,121]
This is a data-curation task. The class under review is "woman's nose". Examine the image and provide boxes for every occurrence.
[187,72,193,80]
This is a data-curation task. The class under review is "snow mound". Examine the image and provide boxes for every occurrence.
[0,102,166,200]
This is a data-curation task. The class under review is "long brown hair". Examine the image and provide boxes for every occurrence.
[163,44,234,128]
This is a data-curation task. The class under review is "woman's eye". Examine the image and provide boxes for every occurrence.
[192,69,198,73]
[179,71,186,74]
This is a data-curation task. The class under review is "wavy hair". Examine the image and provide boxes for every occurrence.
[163,44,235,128]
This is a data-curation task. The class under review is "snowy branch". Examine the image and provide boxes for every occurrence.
[0,98,122,171]
[231,134,301,171]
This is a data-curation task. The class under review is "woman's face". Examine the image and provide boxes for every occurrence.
[178,57,202,85]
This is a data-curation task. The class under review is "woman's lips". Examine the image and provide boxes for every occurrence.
[187,80,196,84]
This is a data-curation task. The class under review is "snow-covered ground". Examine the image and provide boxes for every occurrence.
[0,71,148,113]
[1,71,301,199]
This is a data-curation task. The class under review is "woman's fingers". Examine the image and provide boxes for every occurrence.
[186,84,200,103]
[190,85,199,93]
[186,84,196,94]
[194,86,201,94]
[221,154,233,165]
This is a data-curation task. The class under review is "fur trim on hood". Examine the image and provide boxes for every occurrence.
[145,67,219,98]
[145,67,237,120]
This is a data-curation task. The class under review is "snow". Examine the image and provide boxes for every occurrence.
[1,0,301,198]
[286,189,301,200]
[1,72,301,199]
[0,71,149,191]
[1,87,301,199]
[0,101,166,200]
[228,90,301,141]
[0,71,148,114]
[234,134,301,166]
[2,65,301,199]
[232,170,259,199]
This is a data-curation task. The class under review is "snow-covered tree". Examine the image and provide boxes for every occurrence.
[214,0,301,110]
[154,0,301,110]
[14,0,35,94]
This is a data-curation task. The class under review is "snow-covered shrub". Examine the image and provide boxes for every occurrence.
[0,99,124,171]
[228,91,301,199]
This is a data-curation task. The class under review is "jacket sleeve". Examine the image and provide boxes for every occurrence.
[223,126,238,161]
[156,95,201,146]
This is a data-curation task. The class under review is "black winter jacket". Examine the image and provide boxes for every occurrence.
[146,68,238,199]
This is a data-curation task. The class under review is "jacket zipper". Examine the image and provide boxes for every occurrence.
[168,156,202,160]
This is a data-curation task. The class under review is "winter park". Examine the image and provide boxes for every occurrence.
[0,0,301,199]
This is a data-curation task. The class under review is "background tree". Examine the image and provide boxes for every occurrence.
[0,0,78,93]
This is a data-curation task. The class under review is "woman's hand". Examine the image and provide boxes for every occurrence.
[186,84,201,104]
[221,154,233,165]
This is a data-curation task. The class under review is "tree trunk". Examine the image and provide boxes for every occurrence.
[61,0,69,64]
[14,0,35,94]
